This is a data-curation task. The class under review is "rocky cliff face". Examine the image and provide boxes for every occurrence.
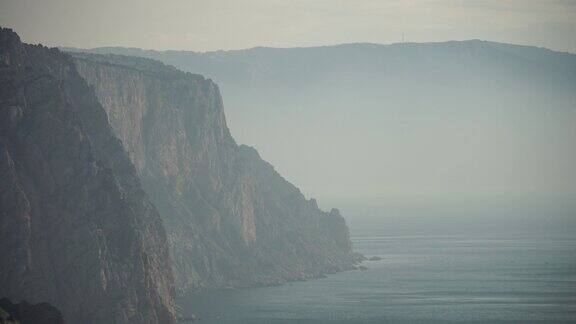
[0,28,176,323]
[71,52,356,293]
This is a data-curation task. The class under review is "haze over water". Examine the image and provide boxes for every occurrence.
[2,1,575,324]
[179,198,576,323]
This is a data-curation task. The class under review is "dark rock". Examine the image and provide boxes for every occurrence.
[0,308,19,324]
[353,252,367,263]
[0,28,176,323]
[0,298,63,324]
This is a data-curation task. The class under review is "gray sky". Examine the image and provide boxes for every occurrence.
[1,0,575,52]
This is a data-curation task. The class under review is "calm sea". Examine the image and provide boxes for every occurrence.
[178,202,576,323]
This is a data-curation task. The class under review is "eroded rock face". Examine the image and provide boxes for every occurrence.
[72,53,356,293]
[0,28,175,323]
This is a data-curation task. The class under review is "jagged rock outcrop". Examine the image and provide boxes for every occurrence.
[0,298,64,324]
[71,52,356,293]
[0,28,176,323]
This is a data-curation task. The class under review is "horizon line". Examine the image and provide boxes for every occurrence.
[59,38,575,56]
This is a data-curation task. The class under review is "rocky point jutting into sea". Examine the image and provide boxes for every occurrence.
[0,27,357,323]
[70,52,358,294]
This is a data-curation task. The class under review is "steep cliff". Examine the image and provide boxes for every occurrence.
[0,28,176,323]
[71,52,356,293]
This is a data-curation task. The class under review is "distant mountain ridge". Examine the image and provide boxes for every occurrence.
[62,40,576,78]
[65,39,576,201]
[62,39,576,59]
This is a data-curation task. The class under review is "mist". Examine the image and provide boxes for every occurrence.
[83,42,576,214]
[1,1,575,323]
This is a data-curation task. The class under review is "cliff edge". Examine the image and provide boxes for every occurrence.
[71,52,357,293]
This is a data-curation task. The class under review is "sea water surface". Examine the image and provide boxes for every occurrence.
[178,201,576,323]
